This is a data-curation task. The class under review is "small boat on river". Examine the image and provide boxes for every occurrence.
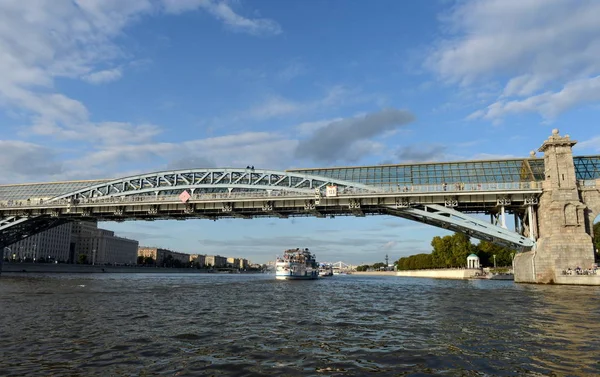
[318,263,333,277]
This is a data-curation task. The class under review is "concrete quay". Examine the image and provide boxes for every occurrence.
[396,269,480,280]
[351,271,397,276]
[1,263,214,274]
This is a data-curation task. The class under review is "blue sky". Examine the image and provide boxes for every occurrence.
[1,0,599,265]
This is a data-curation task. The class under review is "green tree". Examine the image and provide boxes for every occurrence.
[395,254,435,270]
[78,254,88,264]
[449,233,475,267]
[144,256,155,265]
[477,241,516,267]
[431,236,452,267]
[137,256,144,265]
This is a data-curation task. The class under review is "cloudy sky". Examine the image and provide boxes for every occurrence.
[1,0,599,264]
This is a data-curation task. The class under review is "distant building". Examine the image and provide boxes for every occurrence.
[5,222,73,262]
[205,255,227,268]
[226,257,240,268]
[190,254,206,266]
[226,257,249,269]
[138,247,190,265]
[73,222,138,265]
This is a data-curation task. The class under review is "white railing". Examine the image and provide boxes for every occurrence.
[578,179,598,188]
[0,181,542,209]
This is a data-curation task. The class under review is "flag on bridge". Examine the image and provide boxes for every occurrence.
[179,190,191,203]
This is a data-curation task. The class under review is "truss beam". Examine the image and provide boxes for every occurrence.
[386,204,534,250]
[0,216,70,249]
[46,169,378,202]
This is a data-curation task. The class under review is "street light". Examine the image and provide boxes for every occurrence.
[511,252,515,273]
[493,254,497,269]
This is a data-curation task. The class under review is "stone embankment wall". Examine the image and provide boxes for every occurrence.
[1,263,209,274]
[396,269,480,279]
[352,271,396,276]
[553,276,600,286]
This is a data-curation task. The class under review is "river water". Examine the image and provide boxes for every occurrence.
[1,273,599,376]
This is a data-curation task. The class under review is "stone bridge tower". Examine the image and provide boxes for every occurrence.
[514,129,599,283]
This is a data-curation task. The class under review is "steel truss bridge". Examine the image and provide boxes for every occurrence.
[0,166,547,250]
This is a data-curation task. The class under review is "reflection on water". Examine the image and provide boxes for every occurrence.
[1,273,599,376]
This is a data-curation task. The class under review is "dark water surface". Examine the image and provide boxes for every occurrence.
[1,273,600,376]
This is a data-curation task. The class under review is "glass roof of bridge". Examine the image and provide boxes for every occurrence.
[0,180,110,202]
[0,156,599,201]
[289,156,600,186]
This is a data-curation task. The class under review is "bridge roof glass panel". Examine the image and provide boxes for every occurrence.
[0,180,110,201]
[574,156,600,180]
[288,158,546,186]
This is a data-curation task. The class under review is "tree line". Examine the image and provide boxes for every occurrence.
[355,262,387,271]
[395,233,518,270]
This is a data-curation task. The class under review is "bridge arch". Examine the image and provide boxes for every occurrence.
[46,168,380,202]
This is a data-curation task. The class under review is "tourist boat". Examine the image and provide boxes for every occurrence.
[275,248,319,280]
[318,263,333,277]
[332,269,349,275]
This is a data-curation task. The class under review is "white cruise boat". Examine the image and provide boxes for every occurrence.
[318,263,333,277]
[275,248,319,280]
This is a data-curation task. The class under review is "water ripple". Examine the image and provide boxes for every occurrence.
[1,274,600,375]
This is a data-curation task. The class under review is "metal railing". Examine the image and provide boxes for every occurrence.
[0,181,543,209]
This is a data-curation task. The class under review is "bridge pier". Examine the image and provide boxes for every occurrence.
[514,130,596,284]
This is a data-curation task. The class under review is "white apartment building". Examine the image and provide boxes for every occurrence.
[73,221,138,265]
[4,222,73,262]
[205,255,227,268]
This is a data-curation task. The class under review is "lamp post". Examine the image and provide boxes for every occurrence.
[511,252,516,273]
[493,254,497,269]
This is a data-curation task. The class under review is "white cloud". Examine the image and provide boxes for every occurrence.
[70,131,298,176]
[427,0,600,121]
[0,140,63,182]
[277,60,307,81]
[576,136,600,153]
[248,96,303,119]
[295,118,343,136]
[473,75,600,121]
[382,241,397,250]
[161,0,281,35]
[81,68,122,84]
[295,108,415,163]
[243,85,359,121]
[0,0,282,151]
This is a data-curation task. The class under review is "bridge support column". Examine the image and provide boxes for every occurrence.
[514,130,595,284]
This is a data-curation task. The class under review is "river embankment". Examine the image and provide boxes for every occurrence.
[1,263,232,274]
[396,269,480,280]
[351,271,397,276]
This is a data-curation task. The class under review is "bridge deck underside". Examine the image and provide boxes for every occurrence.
[1,189,539,249]
[0,217,69,249]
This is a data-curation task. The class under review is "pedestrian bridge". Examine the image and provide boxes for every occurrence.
[1,155,599,252]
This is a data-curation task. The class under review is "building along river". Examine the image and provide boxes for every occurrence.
[1,273,599,376]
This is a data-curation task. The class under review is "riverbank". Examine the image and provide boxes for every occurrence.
[351,271,396,276]
[0,263,249,274]
[396,269,479,280]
